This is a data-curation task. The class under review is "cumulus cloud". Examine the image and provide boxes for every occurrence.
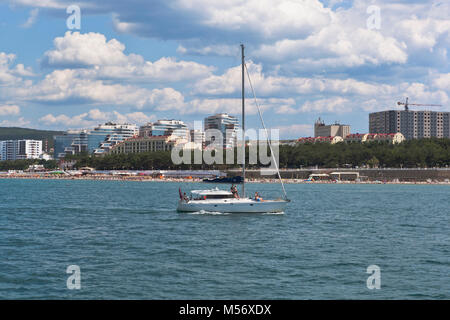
[42,32,129,68]
[11,0,331,40]
[299,97,350,113]
[0,117,30,127]
[193,61,398,97]
[0,104,20,116]
[255,28,408,68]
[177,44,239,57]
[176,0,332,39]
[12,69,186,110]
[39,109,155,128]
[433,73,450,91]
[42,32,214,82]
[10,1,450,67]
[10,1,450,79]
[402,82,449,109]
[274,124,313,138]
[0,52,34,84]
[186,97,296,115]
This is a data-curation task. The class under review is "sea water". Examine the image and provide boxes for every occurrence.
[0,179,448,299]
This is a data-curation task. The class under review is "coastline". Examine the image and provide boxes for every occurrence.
[1,174,449,185]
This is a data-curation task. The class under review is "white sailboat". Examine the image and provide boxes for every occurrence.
[177,45,290,213]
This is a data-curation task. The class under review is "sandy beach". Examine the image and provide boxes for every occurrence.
[1,173,449,185]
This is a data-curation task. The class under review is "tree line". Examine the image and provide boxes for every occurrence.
[1,138,450,170]
[0,159,58,171]
[278,138,450,168]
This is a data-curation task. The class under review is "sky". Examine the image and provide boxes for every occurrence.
[0,0,449,139]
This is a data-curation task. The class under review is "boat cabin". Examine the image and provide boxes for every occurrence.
[190,188,235,200]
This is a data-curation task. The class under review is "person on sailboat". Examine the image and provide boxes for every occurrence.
[231,185,239,199]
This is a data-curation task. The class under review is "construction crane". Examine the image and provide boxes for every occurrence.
[397,97,442,111]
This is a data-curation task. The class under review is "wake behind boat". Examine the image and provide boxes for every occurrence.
[176,44,290,214]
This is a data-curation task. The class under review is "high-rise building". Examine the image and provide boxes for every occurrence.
[53,123,139,159]
[0,140,16,161]
[0,140,42,161]
[204,113,239,148]
[54,131,82,159]
[109,136,179,154]
[190,129,205,148]
[139,120,189,140]
[369,110,450,139]
[314,118,350,138]
[91,123,139,155]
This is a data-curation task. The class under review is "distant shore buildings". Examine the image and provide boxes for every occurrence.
[52,114,239,159]
[204,113,239,149]
[190,129,206,149]
[345,133,405,144]
[297,133,405,145]
[369,110,450,139]
[297,136,344,144]
[299,118,406,145]
[44,100,449,160]
[0,140,43,160]
[314,118,350,138]
[54,123,139,159]
[109,135,179,154]
[139,119,189,141]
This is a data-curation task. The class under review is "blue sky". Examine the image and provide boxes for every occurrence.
[0,0,449,138]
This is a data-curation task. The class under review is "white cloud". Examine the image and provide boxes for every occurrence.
[274,124,313,138]
[0,117,30,127]
[10,0,90,10]
[0,104,20,115]
[433,73,450,92]
[186,97,296,115]
[176,0,332,39]
[13,63,34,77]
[193,61,397,97]
[11,1,450,73]
[254,15,408,68]
[39,109,155,128]
[402,82,449,110]
[177,44,238,57]
[43,32,214,82]
[383,2,450,50]
[113,111,155,124]
[12,0,332,41]
[21,8,39,28]
[12,69,186,110]
[299,97,350,113]
[0,53,21,84]
[43,32,129,67]
[0,52,34,86]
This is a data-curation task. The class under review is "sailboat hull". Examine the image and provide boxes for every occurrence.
[177,198,288,213]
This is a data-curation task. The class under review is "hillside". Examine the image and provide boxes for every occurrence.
[0,127,63,151]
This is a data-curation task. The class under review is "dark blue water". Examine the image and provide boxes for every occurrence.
[0,179,448,299]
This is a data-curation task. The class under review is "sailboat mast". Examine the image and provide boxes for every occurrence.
[241,44,245,198]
